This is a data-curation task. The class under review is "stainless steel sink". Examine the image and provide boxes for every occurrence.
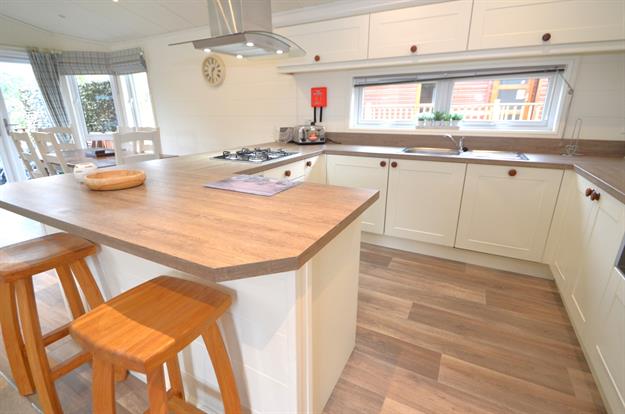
[402,147,461,156]
[462,150,529,161]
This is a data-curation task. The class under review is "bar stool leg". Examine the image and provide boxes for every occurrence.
[166,356,184,400]
[56,265,86,319]
[146,366,168,414]
[0,281,35,395]
[92,357,115,414]
[14,277,63,414]
[70,259,104,308]
[202,324,241,414]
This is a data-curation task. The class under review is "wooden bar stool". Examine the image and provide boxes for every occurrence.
[70,275,241,414]
[0,232,110,414]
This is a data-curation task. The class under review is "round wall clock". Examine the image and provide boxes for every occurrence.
[202,55,225,86]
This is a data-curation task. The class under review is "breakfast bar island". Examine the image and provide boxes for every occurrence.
[0,151,378,414]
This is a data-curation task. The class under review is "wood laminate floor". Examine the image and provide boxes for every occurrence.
[0,243,605,413]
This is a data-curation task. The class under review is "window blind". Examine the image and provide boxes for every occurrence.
[57,48,146,76]
[353,65,567,87]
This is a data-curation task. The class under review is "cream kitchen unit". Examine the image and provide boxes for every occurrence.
[367,0,472,59]
[325,154,564,265]
[256,155,326,184]
[384,159,466,246]
[276,0,625,70]
[326,155,389,234]
[548,171,625,414]
[468,0,625,50]
[274,14,370,65]
[455,164,563,262]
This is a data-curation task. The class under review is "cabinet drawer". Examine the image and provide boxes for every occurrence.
[368,0,472,58]
[468,0,625,50]
[258,160,306,181]
[455,164,563,261]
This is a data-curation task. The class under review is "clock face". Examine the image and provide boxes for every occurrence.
[202,55,225,86]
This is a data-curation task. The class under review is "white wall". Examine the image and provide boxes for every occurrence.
[292,52,625,141]
[0,14,108,51]
[113,27,297,155]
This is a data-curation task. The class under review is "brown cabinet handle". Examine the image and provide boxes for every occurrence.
[305,160,312,167]
[410,45,417,53]
[380,161,387,167]
[585,188,594,197]
[508,169,517,177]
[391,161,398,168]
[542,33,552,42]
[284,170,291,177]
[314,55,320,62]
[590,191,601,201]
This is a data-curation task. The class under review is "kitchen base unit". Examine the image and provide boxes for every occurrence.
[41,219,362,414]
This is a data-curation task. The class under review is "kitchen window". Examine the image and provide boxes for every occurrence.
[351,65,569,133]
[64,72,156,147]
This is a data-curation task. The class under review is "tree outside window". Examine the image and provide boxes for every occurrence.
[76,75,118,134]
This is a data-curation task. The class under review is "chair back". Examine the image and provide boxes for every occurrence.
[31,132,71,174]
[37,127,79,151]
[9,132,48,179]
[113,129,162,165]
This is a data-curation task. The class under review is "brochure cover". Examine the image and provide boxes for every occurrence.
[204,174,301,197]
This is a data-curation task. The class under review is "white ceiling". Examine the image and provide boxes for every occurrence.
[0,0,339,43]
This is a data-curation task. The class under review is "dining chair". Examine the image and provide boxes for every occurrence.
[9,132,48,179]
[31,132,71,175]
[113,129,162,165]
[37,127,80,151]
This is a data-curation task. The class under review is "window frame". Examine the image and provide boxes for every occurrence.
[63,72,157,146]
[353,81,440,129]
[65,74,123,143]
[349,62,573,134]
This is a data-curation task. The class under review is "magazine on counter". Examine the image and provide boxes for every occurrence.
[204,174,301,196]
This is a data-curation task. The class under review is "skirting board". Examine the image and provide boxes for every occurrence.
[362,232,553,280]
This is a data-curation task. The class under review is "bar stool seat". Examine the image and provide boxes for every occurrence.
[0,232,112,414]
[0,233,95,282]
[70,276,241,414]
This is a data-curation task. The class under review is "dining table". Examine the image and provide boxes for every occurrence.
[59,149,117,169]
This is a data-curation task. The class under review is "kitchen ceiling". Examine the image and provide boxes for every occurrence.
[0,0,339,43]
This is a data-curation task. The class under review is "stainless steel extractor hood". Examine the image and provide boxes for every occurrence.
[170,0,305,59]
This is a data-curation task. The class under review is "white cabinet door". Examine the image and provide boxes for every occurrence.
[326,155,389,234]
[455,164,563,261]
[368,0,472,59]
[468,0,625,50]
[568,189,625,338]
[275,15,370,66]
[302,155,326,184]
[552,172,598,294]
[592,267,625,414]
[385,159,466,246]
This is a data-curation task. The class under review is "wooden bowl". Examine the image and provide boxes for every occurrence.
[84,170,146,191]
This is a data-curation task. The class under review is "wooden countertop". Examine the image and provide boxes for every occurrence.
[259,143,624,204]
[0,154,378,282]
[0,142,622,282]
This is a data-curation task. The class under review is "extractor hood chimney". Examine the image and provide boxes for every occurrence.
[170,0,305,59]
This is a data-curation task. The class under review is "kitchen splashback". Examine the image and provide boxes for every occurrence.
[326,132,625,157]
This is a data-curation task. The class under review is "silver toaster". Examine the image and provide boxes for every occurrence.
[279,125,326,145]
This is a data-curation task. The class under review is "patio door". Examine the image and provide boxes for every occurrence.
[0,51,53,183]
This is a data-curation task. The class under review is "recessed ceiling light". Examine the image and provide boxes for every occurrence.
[203,48,211,53]
[276,49,284,55]
[245,42,254,47]
[112,0,119,2]
[236,54,243,59]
